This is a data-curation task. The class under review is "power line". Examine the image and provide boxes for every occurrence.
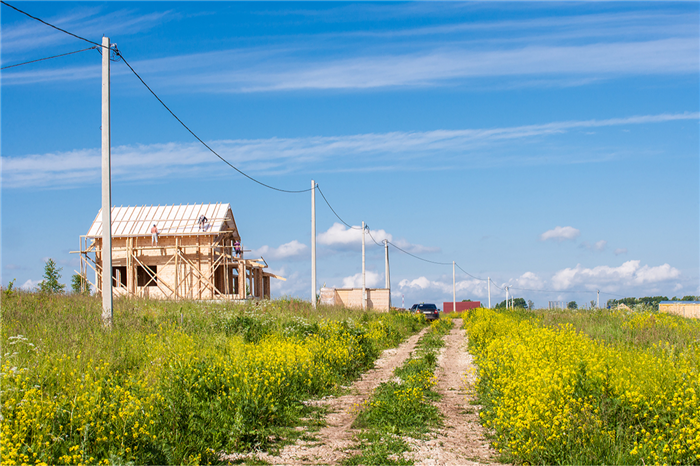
[315,185,362,229]
[454,263,489,282]
[387,240,452,266]
[115,50,313,194]
[2,1,311,195]
[1,1,108,49]
[1,46,98,70]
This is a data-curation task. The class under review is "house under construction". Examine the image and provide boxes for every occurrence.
[76,203,284,300]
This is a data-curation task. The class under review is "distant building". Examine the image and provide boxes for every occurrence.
[443,301,481,313]
[76,203,284,300]
[659,301,700,319]
[319,287,390,311]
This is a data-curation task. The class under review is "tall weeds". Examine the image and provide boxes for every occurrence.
[1,292,424,465]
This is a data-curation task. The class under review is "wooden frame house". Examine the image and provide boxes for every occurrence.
[76,203,284,300]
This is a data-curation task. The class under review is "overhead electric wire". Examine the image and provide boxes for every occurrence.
[1,1,108,49]
[1,0,657,304]
[2,1,311,195]
[115,51,312,194]
[1,46,98,70]
[315,185,362,229]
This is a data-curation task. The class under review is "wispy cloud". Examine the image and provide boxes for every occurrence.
[2,112,697,189]
[540,226,581,242]
[580,240,607,252]
[3,36,697,90]
[2,7,172,57]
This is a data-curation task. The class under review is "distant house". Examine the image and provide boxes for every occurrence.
[76,203,284,300]
[443,301,481,313]
[659,301,700,319]
[319,287,390,311]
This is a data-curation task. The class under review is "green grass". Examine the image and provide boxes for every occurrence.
[1,292,426,465]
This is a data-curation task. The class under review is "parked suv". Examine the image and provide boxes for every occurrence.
[414,303,440,321]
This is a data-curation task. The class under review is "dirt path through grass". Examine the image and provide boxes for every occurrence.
[408,318,501,466]
[227,326,430,465]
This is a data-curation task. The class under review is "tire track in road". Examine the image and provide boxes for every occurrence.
[224,326,429,465]
[408,318,503,466]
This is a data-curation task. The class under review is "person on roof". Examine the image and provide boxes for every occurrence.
[198,215,209,232]
[151,224,159,245]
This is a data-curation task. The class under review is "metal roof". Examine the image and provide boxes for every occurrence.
[86,203,239,238]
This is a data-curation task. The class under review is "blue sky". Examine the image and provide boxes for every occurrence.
[2,2,698,308]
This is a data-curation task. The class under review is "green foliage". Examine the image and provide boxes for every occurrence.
[70,273,91,295]
[606,296,669,310]
[495,297,527,309]
[4,278,16,299]
[1,294,425,465]
[38,258,65,293]
[567,300,578,309]
[465,308,700,466]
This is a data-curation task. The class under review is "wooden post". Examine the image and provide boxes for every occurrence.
[175,236,179,300]
[238,259,245,299]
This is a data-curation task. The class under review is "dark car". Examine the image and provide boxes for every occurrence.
[415,303,440,321]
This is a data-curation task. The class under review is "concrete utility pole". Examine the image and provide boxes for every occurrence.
[384,239,391,308]
[101,36,113,327]
[362,221,366,310]
[488,277,491,309]
[452,261,456,314]
[505,286,509,309]
[311,180,316,308]
[597,289,600,309]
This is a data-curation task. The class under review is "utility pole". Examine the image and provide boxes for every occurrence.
[101,36,113,327]
[362,221,366,310]
[311,180,316,308]
[597,289,600,309]
[505,286,509,309]
[488,277,491,309]
[452,261,456,314]
[384,239,391,309]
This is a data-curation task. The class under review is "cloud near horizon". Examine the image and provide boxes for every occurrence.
[317,223,438,254]
[551,260,681,291]
[250,240,307,261]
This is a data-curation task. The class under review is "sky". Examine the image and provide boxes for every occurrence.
[2,1,698,309]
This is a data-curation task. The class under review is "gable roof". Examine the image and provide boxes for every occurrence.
[86,203,240,239]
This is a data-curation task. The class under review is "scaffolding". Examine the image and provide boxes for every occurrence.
[73,203,284,300]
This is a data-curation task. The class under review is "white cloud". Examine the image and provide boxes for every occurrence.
[316,223,436,254]
[614,248,628,255]
[4,112,696,189]
[540,226,581,242]
[6,36,697,91]
[20,279,40,290]
[580,240,607,251]
[513,271,545,290]
[250,240,307,261]
[341,271,382,288]
[551,260,680,291]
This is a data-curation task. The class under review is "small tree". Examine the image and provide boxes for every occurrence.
[527,299,534,310]
[567,300,578,310]
[38,258,65,294]
[71,273,91,294]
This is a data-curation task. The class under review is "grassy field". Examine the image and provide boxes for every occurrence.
[464,307,700,465]
[1,292,425,465]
